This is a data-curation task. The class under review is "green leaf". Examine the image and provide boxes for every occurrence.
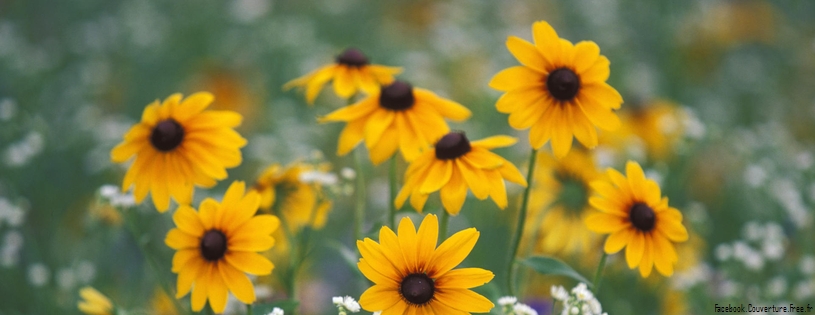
[253,300,299,314]
[519,256,592,286]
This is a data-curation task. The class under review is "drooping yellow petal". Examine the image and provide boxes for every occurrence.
[218,262,256,304]
[420,160,453,194]
[604,228,633,254]
[165,229,199,250]
[207,265,229,313]
[427,228,478,278]
[439,170,468,216]
[337,119,366,156]
[470,135,517,150]
[585,212,630,233]
[224,251,274,275]
[455,159,490,200]
[626,232,645,269]
[434,288,494,313]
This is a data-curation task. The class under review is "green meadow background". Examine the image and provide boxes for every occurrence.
[1,0,814,314]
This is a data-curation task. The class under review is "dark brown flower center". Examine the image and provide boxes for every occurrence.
[435,132,471,160]
[200,230,227,261]
[629,202,656,232]
[335,48,369,67]
[546,68,580,101]
[150,119,185,152]
[379,81,415,111]
[400,273,434,305]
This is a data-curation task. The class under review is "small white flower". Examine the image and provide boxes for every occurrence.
[497,296,517,306]
[299,170,338,185]
[588,298,602,314]
[513,303,538,315]
[551,285,569,301]
[570,306,580,314]
[28,263,50,287]
[714,243,732,261]
[99,185,119,198]
[340,167,356,180]
[332,296,344,305]
[799,255,815,275]
[268,307,284,315]
[342,296,360,313]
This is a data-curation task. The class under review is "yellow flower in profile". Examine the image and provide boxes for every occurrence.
[283,48,402,104]
[585,161,689,277]
[165,181,279,313]
[320,81,471,164]
[77,286,113,315]
[110,92,246,212]
[489,20,623,158]
[251,162,333,231]
[599,99,685,161]
[528,149,602,256]
[395,132,527,215]
[358,214,494,314]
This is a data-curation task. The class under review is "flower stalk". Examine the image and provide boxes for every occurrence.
[507,148,538,296]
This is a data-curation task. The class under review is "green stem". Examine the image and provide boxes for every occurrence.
[439,210,450,239]
[388,155,398,229]
[354,150,366,244]
[122,209,188,315]
[246,303,253,315]
[506,148,538,296]
[592,252,608,291]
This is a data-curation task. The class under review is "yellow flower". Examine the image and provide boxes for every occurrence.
[165,181,279,313]
[395,132,526,215]
[528,149,602,256]
[283,48,402,104]
[150,288,179,315]
[110,92,246,212]
[77,286,113,315]
[489,20,623,158]
[599,99,685,160]
[358,214,494,314]
[585,161,689,277]
[320,81,471,165]
[251,162,332,231]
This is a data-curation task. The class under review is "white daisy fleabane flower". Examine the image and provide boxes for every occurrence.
[551,285,569,301]
[513,302,539,315]
[267,307,284,315]
[497,296,518,306]
[555,283,606,315]
[332,296,360,314]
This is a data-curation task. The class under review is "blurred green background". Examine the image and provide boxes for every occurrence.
[1,0,815,314]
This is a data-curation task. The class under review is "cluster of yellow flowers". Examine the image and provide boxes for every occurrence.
[89,20,689,315]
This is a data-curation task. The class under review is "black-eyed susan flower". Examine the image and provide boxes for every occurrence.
[283,48,402,104]
[110,92,246,212]
[489,21,623,158]
[395,132,526,215]
[319,81,471,165]
[251,162,333,231]
[77,286,113,315]
[357,214,494,314]
[598,99,685,161]
[165,181,278,313]
[528,149,602,256]
[585,161,689,277]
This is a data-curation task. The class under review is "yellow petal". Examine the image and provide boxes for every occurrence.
[420,160,452,194]
[497,158,527,186]
[434,288,494,313]
[229,215,279,241]
[224,251,274,275]
[435,268,494,289]
[485,170,508,209]
[495,87,545,114]
[455,159,490,200]
[639,234,655,278]
[190,263,211,311]
[414,89,471,121]
[228,234,275,252]
[489,66,543,91]
[358,239,404,281]
[364,109,395,149]
[550,108,574,159]
[397,217,419,271]
[150,154,171,212]
[174,92,214,122]
[332,66,356,98]
[427,228,478,278]
[319,96,379,122]
[218,262,256,304]
[378,226,409,274]
[415,214,438,269]
[572,41,601,73]
[165,229,199,250]
[304,66,338,104]
[176,257,205,298]
[585,212,630,233]
[409,190,430,213]
[531,20,562,65]
[430,299,469,315]
[337,119,366,156]
[625,161,648,202]
[110,139,144,163]
[576,96,620,131]
[198,198,219,230]
[173,206,204,238]
[580,56,610,84]
[657,210,688,242]
[369,126,399,165]
[652,233,676,276]
[207,265,229,313]
[359,285,401,312]
[185,110,243,130]
[171,248,199,273]
[570,105,599,148]
[470,135,517,150]
[626,232,645,269]
[507,35,549,72]
[440,170,468,216]
[604,228,633,254]
[358,259,399,286]
[581,82,623,109]
[224,192,264,233]
[508,95,547,130]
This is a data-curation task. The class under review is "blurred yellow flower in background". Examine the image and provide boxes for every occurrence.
[149,288,179,315]
[357,214,494,314]
[251,162,333,231]
[527,149,602,257]
[319,81,471,164]
[585,161,689,277]
[77,286,113,315]
[165,181,279,313]
[490,20,623,158]
[284,48,402,104]
[395,132,526,215]
[599,99,686,161]
[110,92,247,212]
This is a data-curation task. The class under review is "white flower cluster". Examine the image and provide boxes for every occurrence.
[497,296,537,315]
[266,307,284,315]
[551,283,607,315]
[714,221,786,271]
[98,184,136,208]
[332,296,360,315]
